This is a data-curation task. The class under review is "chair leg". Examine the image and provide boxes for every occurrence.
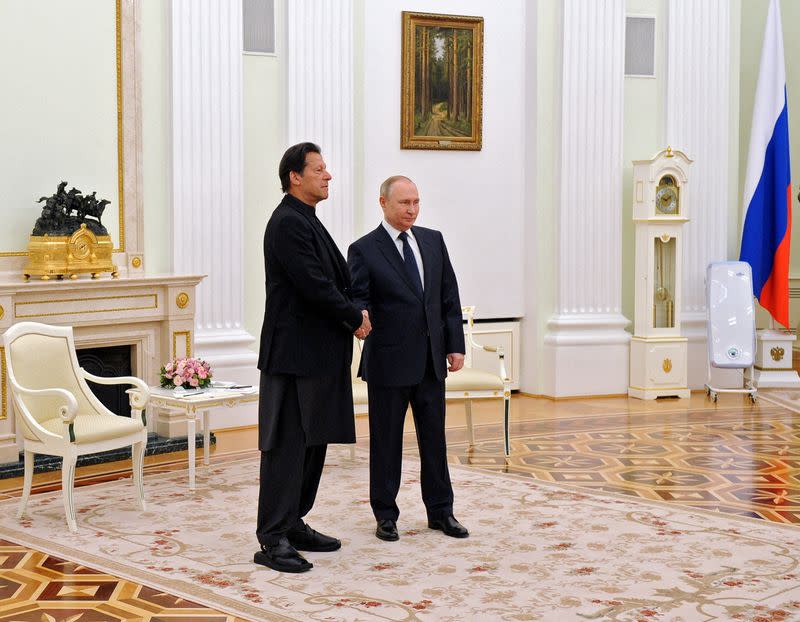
[62,453,78,533]
[464,400,475,447]
[132,437,146,511]
[17,450,34,519]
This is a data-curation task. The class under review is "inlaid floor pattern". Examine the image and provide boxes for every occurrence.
[445,403,800,523]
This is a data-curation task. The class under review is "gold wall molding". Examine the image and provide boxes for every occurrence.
[173,331,192,359]
[15,294,158,319]
[175,292,190,309]
[0,305,4,321]
[131,257,142,268]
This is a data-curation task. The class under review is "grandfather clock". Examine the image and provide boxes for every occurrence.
[629,147,692,399]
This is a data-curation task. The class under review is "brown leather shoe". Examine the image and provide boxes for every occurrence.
[376,519,399,541]
[254,536,313,572]
[428,515,469,538]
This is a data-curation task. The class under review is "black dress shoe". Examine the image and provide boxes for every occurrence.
[428,515,469,538]
[287,523,341,552]
[253,537,313,573]
[375,519,399,541]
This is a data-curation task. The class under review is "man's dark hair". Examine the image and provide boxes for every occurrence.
[279,142,321,193]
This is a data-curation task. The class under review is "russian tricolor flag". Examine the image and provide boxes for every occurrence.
[740,0,792,328]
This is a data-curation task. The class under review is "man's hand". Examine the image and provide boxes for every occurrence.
[447,353,465,372]
[354,309,372,340]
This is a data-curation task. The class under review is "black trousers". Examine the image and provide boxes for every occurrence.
[256,376,327,547]
[367,352,454,522]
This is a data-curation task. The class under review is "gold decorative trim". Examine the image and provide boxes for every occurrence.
[131,257,142,269]
[628,384,689,392]
[15,294,158,319]
[0,305,4,321]
[662,358,672,373]
[0,1,124,258]
[173,331,192,359]
[175,292,190,309]
[0,347,6,421]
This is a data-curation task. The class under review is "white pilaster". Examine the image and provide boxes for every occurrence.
[171,0,258,428]
[665,0,733,388]
[542,0,630,397]
[285,0,355,252]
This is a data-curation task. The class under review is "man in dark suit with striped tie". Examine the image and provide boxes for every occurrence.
[347,176,469,542]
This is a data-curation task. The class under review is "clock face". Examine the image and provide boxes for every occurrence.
[70,232,92,259]
[656,185,678,215]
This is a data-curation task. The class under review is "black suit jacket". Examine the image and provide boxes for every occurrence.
[347,224,465,387]
[257,193,363,448]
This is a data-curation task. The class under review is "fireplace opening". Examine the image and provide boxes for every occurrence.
[77,345,133,417]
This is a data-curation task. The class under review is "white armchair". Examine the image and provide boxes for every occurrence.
[3,322,150,532]
[445,306,511,456]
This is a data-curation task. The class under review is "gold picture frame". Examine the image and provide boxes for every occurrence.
[401,11,484,151]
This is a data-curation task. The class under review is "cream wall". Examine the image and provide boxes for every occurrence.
[529,0,558,393]
[243,51,284,345]
[361,0,527,320]
[621,0,664,328]
[141,0,171,276]
[0,1,119,252]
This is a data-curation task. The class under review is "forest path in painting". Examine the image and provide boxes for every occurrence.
[417,102,470,137]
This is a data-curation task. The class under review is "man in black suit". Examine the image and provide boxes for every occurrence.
[255,142,371,573]
[347,175,468,542]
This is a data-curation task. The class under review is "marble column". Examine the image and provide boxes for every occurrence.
[542,0,630,397]
[171,0,258,429]
[664,0,732,387]
[285,0,355,252]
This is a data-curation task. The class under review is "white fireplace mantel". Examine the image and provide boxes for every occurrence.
[0,274,204,463]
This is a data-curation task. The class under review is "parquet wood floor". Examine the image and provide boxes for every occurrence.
[0,393,797,620]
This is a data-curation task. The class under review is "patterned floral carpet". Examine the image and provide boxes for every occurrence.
[1,448,800,621]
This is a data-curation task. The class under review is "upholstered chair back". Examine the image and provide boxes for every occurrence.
[8,331,100,438]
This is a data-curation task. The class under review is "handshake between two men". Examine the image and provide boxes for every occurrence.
[354,309,371,340]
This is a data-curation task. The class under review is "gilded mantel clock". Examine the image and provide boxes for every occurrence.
[628,147,692,399]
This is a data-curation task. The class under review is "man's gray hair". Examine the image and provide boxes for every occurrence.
[379,175,414,199]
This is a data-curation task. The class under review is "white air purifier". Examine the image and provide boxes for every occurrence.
[705,261,757,402]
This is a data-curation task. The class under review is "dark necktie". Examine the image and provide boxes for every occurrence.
[398,231,423,296]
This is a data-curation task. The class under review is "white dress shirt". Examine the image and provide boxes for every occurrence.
[381,220,425,290]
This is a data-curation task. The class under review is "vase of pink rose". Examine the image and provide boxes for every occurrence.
[160,357,213,390]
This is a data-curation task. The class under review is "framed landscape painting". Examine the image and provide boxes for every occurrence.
[401,11,484,150]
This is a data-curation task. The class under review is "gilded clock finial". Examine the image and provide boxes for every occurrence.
[666,146,674,158]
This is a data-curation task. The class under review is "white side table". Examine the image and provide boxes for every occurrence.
[149,386,259,489]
